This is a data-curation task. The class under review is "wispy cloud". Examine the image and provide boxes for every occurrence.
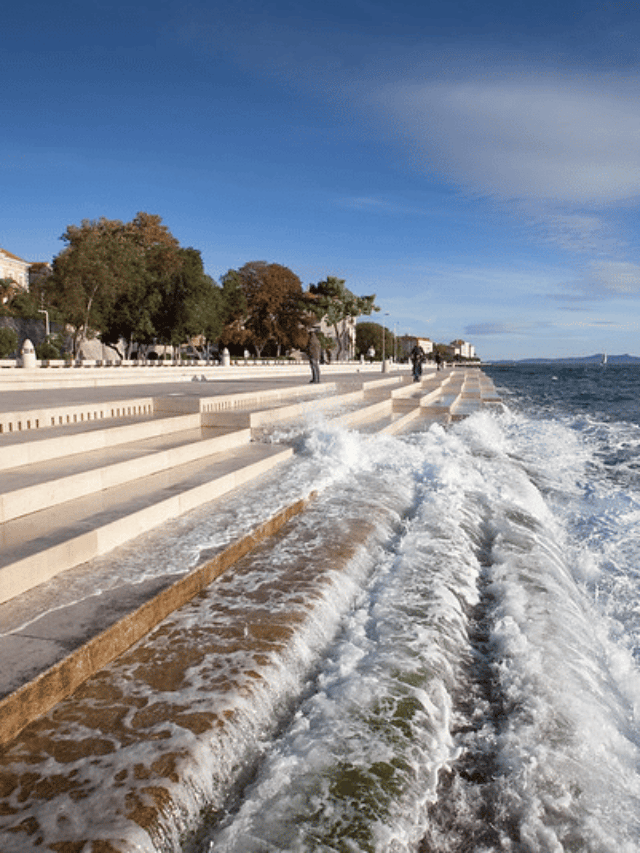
[582,260,640,296]
[465,322,518,336]
[525,210,625,255]
[374,71,640,207]
[338,196,429,216]
[465,320,550,336]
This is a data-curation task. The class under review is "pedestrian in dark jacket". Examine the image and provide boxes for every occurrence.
[410,345,425,382]
[307,330,321,383]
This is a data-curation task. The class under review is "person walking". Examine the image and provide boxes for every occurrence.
[306,329,322,383]
[410,344,425,382]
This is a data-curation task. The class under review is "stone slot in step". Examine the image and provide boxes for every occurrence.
[0,396,158,437]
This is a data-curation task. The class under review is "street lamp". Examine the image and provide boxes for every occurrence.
[38,308,50,338]
[381,312,389,372]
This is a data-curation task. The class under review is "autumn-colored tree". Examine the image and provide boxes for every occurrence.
[220,262,310,356]
[306,276,378,361]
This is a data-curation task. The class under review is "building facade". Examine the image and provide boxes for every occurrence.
[397,335,434,360]
[0,249,30,291]
[450,339,476,360]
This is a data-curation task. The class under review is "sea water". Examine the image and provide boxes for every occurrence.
[198,364,640,852]
[3,366,640,853]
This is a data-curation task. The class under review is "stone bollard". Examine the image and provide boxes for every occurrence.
[20,338,37,369]
[221,347,231,367]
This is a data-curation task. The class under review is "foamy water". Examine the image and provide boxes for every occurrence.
[200,396,640,852]
[3,369,640,853]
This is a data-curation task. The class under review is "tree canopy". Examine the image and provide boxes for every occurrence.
[49,213,182,355]
[355,321,396,360]
[26,214,387,360]
[306,276,378,361]
[220,261,311,356]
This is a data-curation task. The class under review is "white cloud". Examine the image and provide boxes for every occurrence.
[374,72,640,206]
[527,210,625,254]
[465,322,518,335]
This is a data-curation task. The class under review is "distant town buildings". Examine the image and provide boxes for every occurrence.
[397,335,434,359]
[396,335,477,361]
[448,339,476,360]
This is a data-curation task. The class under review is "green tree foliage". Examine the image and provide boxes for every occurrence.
[218,270,249,350]
[355,321,396,360]
[50,213,181,355]
[306,277,378,361]
[99,247,222,358]
[0,327,18,358]
[220,262,310,356]
[36,334,64,360]
[153,249,221,352]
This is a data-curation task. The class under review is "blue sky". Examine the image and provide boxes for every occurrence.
[3,0,640,359]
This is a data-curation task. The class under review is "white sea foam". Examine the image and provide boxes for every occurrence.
[4,401,640,853]
[202,408,640,852]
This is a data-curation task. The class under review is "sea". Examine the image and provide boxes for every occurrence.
[3,363,640,853]
[196,363,640,853]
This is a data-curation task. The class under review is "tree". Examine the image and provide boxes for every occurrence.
[355,321,396,360]
[50,213,181,355]
[217,270,250,352]
[0,327,18,358]
[220,262,310,356]
[0,279,19,309]
[306,277,378,361]
[153,248,220,354]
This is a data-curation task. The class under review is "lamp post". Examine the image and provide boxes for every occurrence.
[381,312,389,373]
[38,309,50,338]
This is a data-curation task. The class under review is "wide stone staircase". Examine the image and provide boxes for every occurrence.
[0,368,501,743]
[0,369,501,607]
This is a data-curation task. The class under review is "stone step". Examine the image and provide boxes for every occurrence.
[0,370,497,608]
[0,426,251,524]
[0,441,293,604]
[0,411,203,471]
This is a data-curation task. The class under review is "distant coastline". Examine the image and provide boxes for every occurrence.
[487,353,640,365]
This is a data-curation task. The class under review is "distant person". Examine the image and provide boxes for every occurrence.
[410,344,425,382]
[367,345,375,363]
[435,351,443,371]
[306,329,321,383]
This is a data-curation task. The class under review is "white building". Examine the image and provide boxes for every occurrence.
[450,339,476,360]
[0,249,30,291]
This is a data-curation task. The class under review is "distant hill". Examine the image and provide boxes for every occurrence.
[489,353,640,365]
